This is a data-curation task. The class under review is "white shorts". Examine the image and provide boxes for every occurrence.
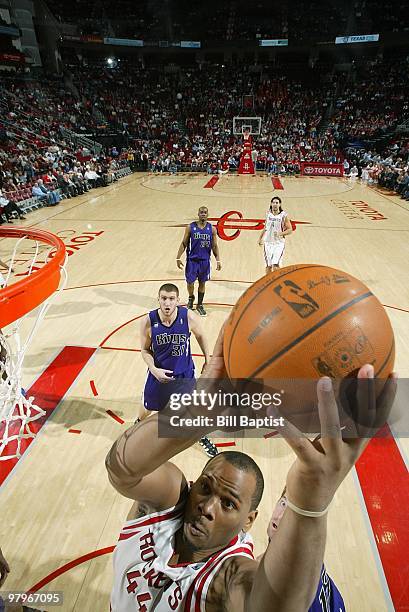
[264,242,285,267]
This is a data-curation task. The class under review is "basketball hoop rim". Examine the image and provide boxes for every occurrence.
[0,227,66,328]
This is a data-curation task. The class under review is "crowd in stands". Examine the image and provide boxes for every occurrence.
[357,0,408,35]
[231,0,347,42]
[345,137,409,199]
[325,61,408,140]
[44,0,407,42]
[65,63,340,173]
[1,57,408,216]
[0,132,129,224]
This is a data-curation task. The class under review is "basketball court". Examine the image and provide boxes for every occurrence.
[0,172,408,611]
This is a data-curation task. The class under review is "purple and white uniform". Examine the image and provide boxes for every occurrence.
[142,306,195,411]
[185,222,212,284]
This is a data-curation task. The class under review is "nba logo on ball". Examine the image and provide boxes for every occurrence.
[274,280,319,318]
[224,264,395,432]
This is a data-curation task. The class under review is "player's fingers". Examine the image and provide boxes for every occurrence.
[354,364,376,432]
[376,371,398,427]
[267,405,314,461]
[317,377,342,450]
[349,371,397,455]
[162,371,174,383]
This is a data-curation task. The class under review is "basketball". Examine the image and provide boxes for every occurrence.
[224,264,395,431]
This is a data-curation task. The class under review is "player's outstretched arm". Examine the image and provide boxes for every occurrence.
[176,224,191,270]
[105,415,193,509]
[224,367,396,612]
[188,310,210,369]
[211,226,222,270]
[105,325,227,509]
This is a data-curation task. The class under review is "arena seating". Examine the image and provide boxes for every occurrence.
[1,58,408,217]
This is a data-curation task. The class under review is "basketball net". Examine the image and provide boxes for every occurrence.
[0,233,67,460]
[243,129,250,141]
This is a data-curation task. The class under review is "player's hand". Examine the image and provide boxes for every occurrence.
[176,259,184,270]
[216,261,222,271]
[199,323,227,381]
[275,365,397,514]
[152,368,174,383]
[0,547,10,587]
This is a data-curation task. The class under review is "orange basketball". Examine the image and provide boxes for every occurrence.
[224,264,395,431]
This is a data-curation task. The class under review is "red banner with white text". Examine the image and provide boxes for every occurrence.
[301,162,344,177]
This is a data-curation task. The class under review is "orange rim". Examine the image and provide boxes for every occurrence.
[0,227,66,328]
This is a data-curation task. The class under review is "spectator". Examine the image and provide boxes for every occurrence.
[31,180,61,206]
[84,166,102,187]
[0,189,26,222]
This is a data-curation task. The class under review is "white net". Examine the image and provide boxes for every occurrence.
[0,233,67,460]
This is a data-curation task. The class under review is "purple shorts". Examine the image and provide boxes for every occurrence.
[142,368,195,411]
[185,258,211,284]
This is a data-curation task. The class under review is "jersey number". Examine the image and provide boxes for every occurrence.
[126,571,153,611]
[136,592,152,612]
[172,345,187,357]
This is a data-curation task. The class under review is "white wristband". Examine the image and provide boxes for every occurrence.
[286,497,330,518]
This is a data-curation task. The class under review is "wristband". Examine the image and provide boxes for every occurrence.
[286,497,330,518]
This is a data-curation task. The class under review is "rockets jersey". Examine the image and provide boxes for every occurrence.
[111,502,255,612]
[186,222,212,261]
[264,210,288,244]
[149,307,193,376]
[309,566,345,612]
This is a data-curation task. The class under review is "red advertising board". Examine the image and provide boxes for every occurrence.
[0,53,25,63]
[300,162,344,177]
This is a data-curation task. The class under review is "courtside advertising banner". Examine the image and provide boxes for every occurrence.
[301,162,344,177]
[259,39,288,46]
[104,37,144,46]
[181,41,201,48]
[335,34,379,44]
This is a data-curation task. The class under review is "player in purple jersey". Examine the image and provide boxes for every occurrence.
[176,206,221,316]
[140,283,218,457]
[266,489,346,612]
